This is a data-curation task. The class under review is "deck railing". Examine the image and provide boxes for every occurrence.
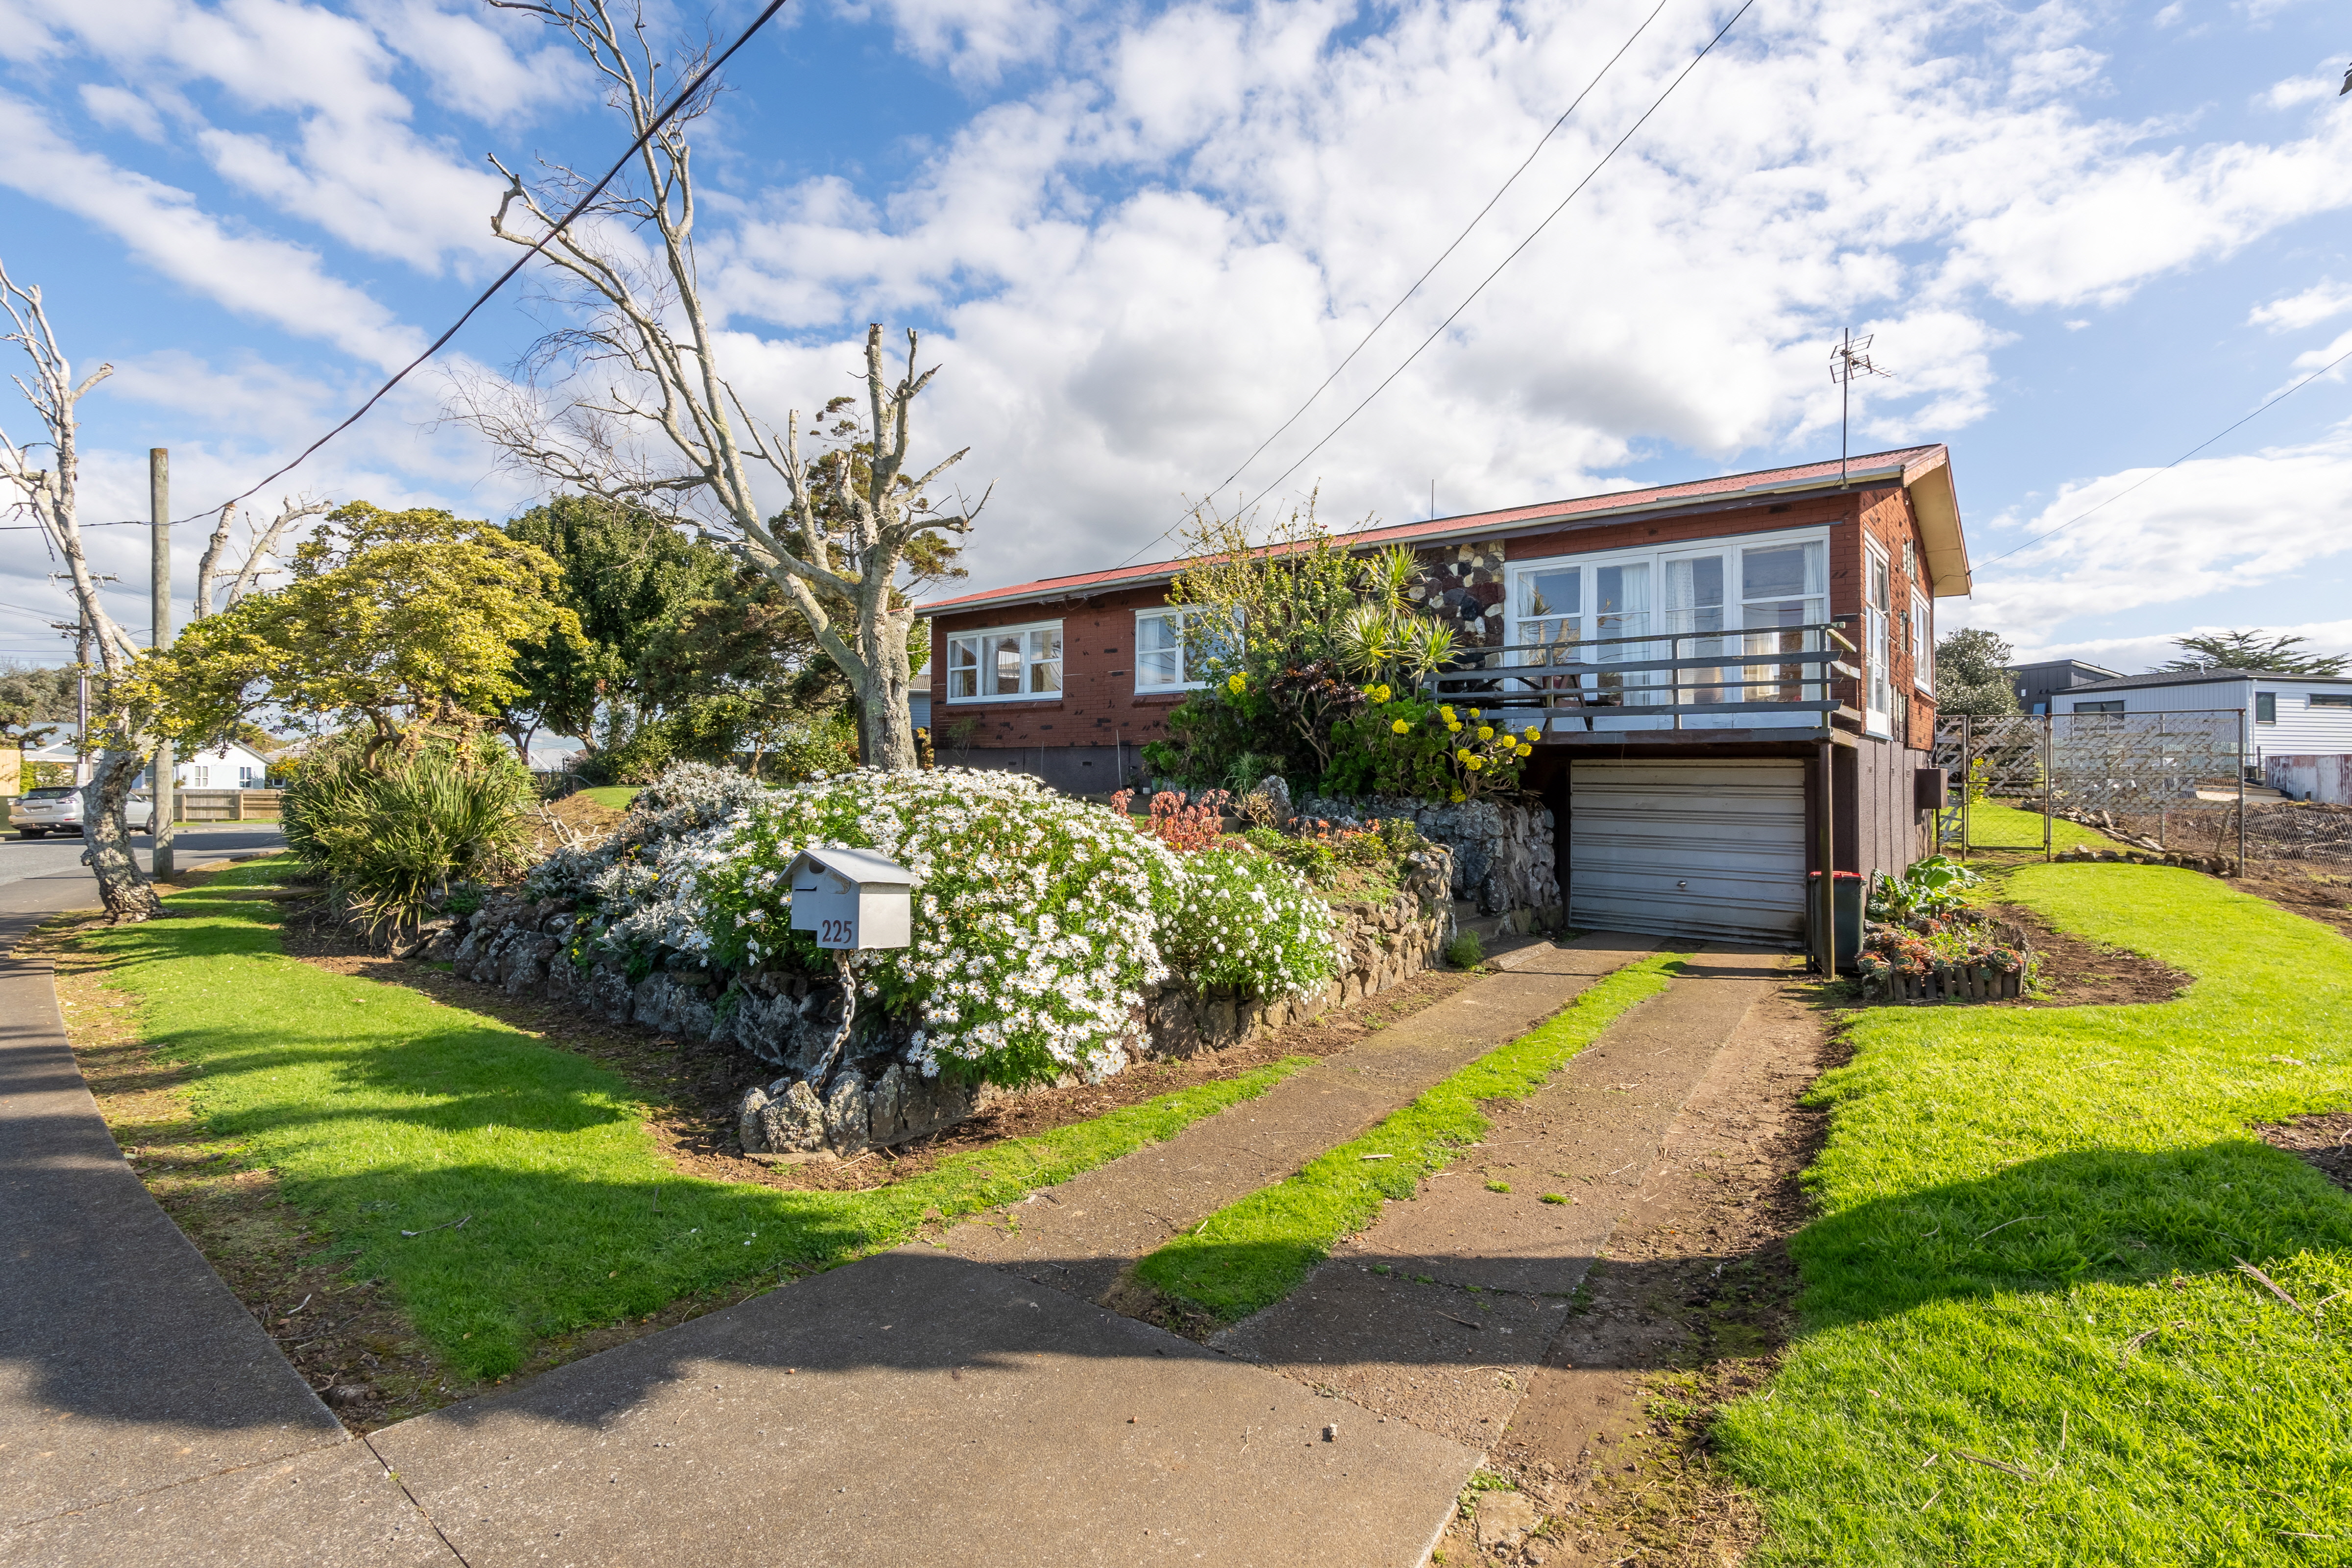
[1421,621,1861,732]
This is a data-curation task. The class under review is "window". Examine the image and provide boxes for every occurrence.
[2254,691,2277,724]
[193,766,211,787]
[1863,542,1892,735]
[1510,561,1651,703]
[2075,700,2124,713]
[1132,608,1231,693]
[239,765,259,788]
[1738,540,1827,703]
[1910,591,1933,693]
[945,620,1062,701]
[2312,693,2352,709]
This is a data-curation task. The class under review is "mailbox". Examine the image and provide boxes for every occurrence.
[787,846,915,951]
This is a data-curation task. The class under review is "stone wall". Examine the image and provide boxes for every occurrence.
[417,841,1457,1163]
[1299,793,1558,917]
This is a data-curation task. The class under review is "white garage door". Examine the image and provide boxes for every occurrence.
[1568,759,1809,944]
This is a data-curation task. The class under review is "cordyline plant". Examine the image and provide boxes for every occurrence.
[452,0,983,772]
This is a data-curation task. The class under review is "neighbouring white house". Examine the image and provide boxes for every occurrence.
[141,740,274,791]
[2050,668,2352,803]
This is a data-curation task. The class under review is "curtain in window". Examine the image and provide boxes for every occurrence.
[1663,555,1727,705]
[1594,564,1650,705]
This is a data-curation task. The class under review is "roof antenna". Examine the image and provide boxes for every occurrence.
[1830,328,1892,486]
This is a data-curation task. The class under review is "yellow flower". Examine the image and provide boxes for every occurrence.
[1466,757,1485,771]
[1447,721,1463,733]
[1517,741,1533,757]
[1375,684,1393,702]
[1477,725,1494,740]
[1391,718,1410,735]
[1226,672,1248,694]
[1454,749,1471,763]
[1469,708,1483,720]
[1522,725,1540,742]
[1449,790,1466,803]
[1440,706,1456,722]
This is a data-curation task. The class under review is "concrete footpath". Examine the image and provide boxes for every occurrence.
[942,931,1658,1302]
[3,878,1781,1567]
[0,865,355,1543]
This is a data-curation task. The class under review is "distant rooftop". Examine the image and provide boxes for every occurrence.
[2068,667,2352,692]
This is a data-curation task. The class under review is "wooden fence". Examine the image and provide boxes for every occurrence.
[172,789,283,821]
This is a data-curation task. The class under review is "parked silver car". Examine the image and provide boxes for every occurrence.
[11,785,154,838]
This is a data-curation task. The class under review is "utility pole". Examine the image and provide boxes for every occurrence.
[151,448,174,880]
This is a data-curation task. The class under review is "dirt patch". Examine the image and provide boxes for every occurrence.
[2256,1112,2352,1195]
[1430,977,1839,1568]
[1985,902,2192,1007]
[2229,865,2352,941]
[521,791,626,857]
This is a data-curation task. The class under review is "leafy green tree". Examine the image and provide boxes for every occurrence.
[2155,629,2350,676]
[1934,627,2020,717]
[138,503,579,769]
[500,496,733,759]
[0,660,74,746]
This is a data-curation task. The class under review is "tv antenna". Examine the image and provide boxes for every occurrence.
[1829,329,1892,485]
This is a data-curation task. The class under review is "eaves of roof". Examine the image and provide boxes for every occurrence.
[919,444,1967,618]
[2068,668,2352,692]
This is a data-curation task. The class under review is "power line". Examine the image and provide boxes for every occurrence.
[1113,0,1675,571]
[188,0,795,526]
[1107,0,1753,575]
[1233,0,1757,528]
[1976,338,2352,570]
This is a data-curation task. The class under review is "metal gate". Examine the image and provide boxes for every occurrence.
[1931,710,2249,864]
[1568,759,1809,943]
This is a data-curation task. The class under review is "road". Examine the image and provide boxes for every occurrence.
[0,824,288,896]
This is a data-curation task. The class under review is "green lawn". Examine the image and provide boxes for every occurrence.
[1958,799,2119,852]
[81,859,1307,1379]
[571,784,639,811]
[1716,865,2352,1564]
[1133,955,1685,1322]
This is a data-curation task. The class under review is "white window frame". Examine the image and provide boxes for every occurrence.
[1504,525,1833,718]
[1863,540,1893,737]
[1133,607,1209,694]
[1910,590,1933,694]
[943,618,1064,704]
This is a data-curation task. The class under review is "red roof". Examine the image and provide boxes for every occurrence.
[921,444,1953,615]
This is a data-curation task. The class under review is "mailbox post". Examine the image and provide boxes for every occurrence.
[787,847,916,1085]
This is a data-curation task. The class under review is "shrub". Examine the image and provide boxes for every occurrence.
[689,768,1191,1086]
[1163,848,1338,995]
[1324,694,1538,804]
[1444,930,1484,969]
[284,734,532,932]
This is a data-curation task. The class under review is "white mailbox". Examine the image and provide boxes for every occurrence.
[787,846,915,951]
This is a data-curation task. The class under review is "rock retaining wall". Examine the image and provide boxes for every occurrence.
[416,842,1457,1161]
[1299,794,1558,917]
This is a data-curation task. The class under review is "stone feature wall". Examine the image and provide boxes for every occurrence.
[1406,539,1507,649]
[1301,794,1558,917]
[418,843,1457,1163]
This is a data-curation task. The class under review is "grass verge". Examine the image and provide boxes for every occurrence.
[1956,799,2119,853]
[1715,864,2352,1564]
[1132,954,1686,1323]
[571,784,640,812]
[73,858,1309,1381]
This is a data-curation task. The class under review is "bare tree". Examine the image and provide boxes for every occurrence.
[0,260,157,920]
[458,0,983,771]
[194,497,330,619]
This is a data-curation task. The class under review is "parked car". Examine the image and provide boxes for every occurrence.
[11,786,154,838]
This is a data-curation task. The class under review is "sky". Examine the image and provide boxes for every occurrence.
[1,0,2348,680]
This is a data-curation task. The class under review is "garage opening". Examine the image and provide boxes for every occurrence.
[1567,759,1809,944]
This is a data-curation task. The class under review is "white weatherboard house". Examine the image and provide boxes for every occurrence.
[141,740,274,791]
[2051,668,2352,803]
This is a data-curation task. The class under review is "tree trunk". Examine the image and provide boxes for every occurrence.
[855,612,916,770]
[82,746,162,922]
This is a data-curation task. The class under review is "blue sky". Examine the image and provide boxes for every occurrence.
[2,0,2348,675]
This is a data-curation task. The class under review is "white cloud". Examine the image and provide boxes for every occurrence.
[2287,325,2352,381]
[1961,433,2352,651]
[2256,72,2338,111]
[78,83,167,141]
[16,0,510,271]
[0,94,424,370]
[2252,280,2352,332]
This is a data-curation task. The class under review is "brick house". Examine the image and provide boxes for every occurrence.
[919,445,1969,945]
